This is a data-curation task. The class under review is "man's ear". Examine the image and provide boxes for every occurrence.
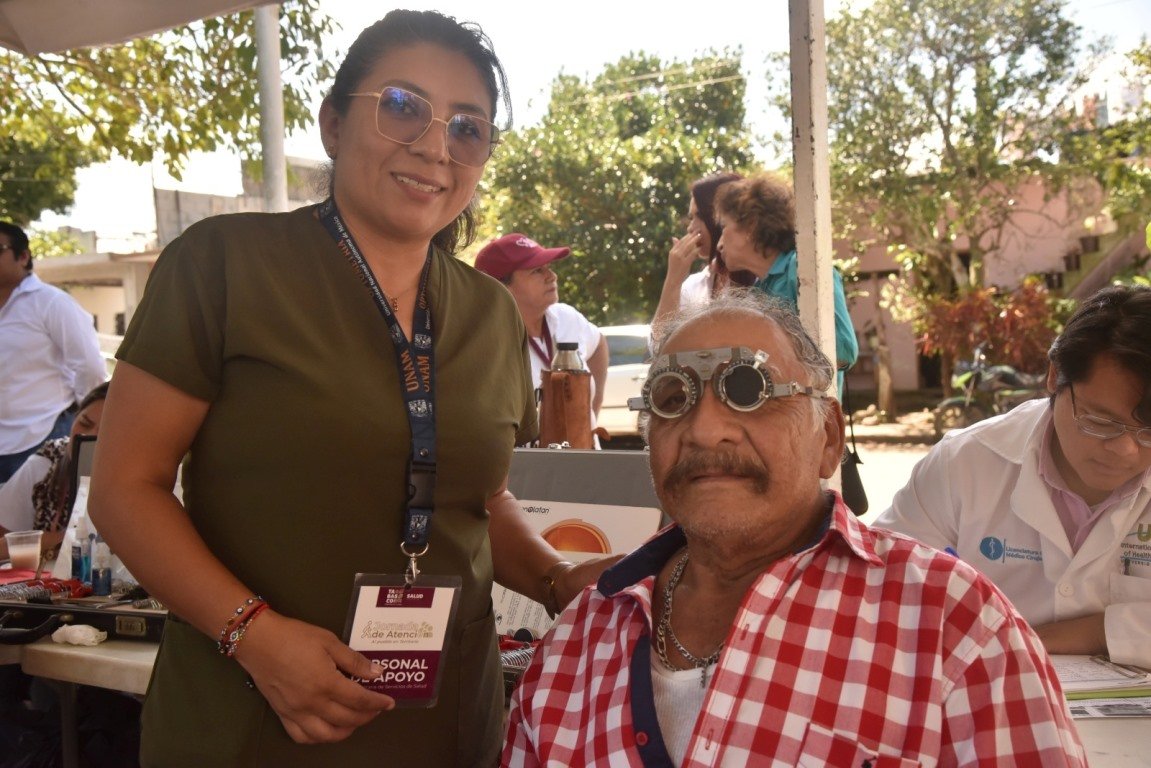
[818,399,847,479]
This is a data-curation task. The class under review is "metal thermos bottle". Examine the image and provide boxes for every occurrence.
[551,342,587,372]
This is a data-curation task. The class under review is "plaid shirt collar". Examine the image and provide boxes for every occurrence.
[597,491,879,601]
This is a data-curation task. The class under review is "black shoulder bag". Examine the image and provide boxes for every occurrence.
[839,375,869,516]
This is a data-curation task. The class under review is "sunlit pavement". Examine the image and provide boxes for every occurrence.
[853,442,930,525]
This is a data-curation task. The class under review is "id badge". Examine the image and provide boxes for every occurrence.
[341,573,461,708]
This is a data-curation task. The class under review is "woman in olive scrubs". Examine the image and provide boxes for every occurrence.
[89,11,607,767]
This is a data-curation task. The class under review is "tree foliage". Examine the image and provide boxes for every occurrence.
[1063,41,1151,227]
[813,0,1103,381]
[0,132,97,225]
[0,0,336,225]
[826,0,1095,291]
[895,276,1073,375]
[30,229,85,261]
[480,52,758,324]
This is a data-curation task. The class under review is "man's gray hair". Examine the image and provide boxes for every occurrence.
[652,289,835,393]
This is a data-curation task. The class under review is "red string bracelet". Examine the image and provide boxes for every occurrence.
[221,601,270,658]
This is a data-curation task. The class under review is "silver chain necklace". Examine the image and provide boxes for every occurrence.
[655,550,723,688]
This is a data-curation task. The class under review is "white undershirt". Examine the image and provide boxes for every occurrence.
[650,655,711,765]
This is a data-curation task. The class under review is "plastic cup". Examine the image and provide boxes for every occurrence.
[5,530,43,571]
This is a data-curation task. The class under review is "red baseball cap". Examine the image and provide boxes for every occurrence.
[474,233,570,280]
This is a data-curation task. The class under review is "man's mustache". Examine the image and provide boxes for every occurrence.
[662,451,770,496]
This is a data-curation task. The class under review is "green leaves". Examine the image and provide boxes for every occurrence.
[0,131,98,225]
[0,0,335,221]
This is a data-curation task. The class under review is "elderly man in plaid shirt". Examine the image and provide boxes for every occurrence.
[503,290,1085,767]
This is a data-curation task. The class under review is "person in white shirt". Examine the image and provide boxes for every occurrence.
[0,221,107,483]
[876,284,1151,669]
[474,233,608,416]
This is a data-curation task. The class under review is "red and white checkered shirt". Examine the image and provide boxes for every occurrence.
[503,494,1086,767]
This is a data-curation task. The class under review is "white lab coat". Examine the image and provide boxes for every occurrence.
[875,399,1151,668]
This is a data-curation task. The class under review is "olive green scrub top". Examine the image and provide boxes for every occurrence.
[117,206,537,767]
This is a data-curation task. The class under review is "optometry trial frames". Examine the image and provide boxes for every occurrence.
[349,86,501,168]
[628,346,830,419]
[1068,383,1151,448]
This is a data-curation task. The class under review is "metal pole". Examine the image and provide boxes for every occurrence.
[255,4,288,212]
[790,0,845,492]
[788,0,836,390]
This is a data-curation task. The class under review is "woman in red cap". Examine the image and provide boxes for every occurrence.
[474,233,608,418]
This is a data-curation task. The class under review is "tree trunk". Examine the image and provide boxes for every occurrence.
[876,341,897,422]
[870,294,898,422]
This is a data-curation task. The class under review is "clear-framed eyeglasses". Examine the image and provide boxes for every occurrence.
[1069,383,1151,448]
[349,86,501,168]
[627,346,829,419]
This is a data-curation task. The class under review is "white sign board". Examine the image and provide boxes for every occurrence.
[496,449,664,637]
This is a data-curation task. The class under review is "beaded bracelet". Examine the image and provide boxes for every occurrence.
[220,602,269,659]
[216,595,265,656]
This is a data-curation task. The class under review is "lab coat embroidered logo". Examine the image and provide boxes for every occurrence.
[980,537,1005,562]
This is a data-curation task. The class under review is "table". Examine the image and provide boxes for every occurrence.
[3,639,1149,766]
[20,636,156,695]
[6,638,157,768]
[1076,718,1151,766]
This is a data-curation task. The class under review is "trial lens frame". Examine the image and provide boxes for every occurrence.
[627,346,828,418]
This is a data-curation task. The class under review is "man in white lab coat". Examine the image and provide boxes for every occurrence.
[877,285,1151,669]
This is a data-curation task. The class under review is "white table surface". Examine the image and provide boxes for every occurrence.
[1075,717,1151,766]
[19,637,157,695]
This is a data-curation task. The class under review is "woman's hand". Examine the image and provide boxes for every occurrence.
[234,610,395,744]
[666,232,705,284]
[553,555,625,611]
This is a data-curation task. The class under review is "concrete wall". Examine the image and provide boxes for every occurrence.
[66,285,128,335]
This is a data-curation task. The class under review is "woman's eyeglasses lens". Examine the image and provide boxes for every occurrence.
[374,86,498,167]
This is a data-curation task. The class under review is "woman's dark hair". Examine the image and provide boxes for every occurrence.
[716,173,797,258]
[78,381,110,414]
[48,381,111,524]
[691,173,741,262]
[0,220,32,273]
[689,173,756,291]
[1049,284,1151,423]
[324,10,512,254]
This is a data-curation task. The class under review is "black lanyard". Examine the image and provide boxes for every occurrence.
[318,199,437,555]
